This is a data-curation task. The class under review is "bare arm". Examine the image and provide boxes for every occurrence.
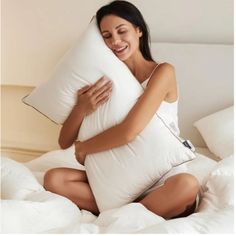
[59,105,86,149]
[75,63,175,159]
[59,77,113,149]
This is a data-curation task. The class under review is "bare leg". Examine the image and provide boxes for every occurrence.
[43,167,99,215]
[138,173,199,219]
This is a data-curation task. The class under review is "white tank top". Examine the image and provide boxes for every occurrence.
[140,63,180,136]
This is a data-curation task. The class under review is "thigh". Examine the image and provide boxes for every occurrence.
[135,164,188,202]
[44,167,88,184]
[138,173,199,218]
[139,173,199,207]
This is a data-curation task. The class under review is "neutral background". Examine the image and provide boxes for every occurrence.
[2,0,233,86]
[1,0,234,159]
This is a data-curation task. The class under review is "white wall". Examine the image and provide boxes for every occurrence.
[131,0,233,44]
[1,0,233,86]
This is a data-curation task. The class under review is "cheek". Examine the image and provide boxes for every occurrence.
[103,39,112,49]
[128,35,140,50]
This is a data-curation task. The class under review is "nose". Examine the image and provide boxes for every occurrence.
[111,35,122,46]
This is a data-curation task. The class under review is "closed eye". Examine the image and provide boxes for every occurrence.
[118,26,128,33]
[102,29,128,39]
[118,30,127,34]
[102,34,111,39]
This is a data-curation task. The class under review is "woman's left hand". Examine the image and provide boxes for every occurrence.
[74,141,86,165]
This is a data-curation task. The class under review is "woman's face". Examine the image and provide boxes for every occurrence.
[100,15,142,61]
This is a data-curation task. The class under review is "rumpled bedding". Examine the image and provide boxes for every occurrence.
[1,146,234,233]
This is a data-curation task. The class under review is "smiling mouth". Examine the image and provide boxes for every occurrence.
[113,45,128,54]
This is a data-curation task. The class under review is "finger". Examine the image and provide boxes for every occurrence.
[77,85,91,95]
[96,94,110,107]
[93,81,112,98]
[94,76,109,86]
[95,86,112,103]
[87,77,110,95]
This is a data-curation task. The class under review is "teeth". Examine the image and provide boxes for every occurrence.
[115,46,127,52]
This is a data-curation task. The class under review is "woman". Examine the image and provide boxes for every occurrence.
[44,0,200,219]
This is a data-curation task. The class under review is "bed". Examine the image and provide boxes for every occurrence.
[1,0,234,234]
[1,148,234,234]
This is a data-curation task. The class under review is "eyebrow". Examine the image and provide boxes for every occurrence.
[101,24,127,34]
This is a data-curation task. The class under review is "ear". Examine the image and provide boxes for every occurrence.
[136,27,143,37]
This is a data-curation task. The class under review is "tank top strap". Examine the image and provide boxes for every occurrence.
[147,62,164,80]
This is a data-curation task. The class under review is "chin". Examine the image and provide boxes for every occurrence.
[116,53,131,62]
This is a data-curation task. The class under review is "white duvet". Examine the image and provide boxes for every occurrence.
[1,147,234,234]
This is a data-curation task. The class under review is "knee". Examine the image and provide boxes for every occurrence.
[43,168,65,192]
[174,173,200,204]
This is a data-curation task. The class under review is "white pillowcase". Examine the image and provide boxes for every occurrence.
[194,106,233,159]
[22,18,142,125]
[22,18,196,212]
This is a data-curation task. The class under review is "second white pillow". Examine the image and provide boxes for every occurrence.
[194,106,233,159]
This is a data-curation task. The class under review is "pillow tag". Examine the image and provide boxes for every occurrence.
[156,114,196,153]
[183,140,195,152]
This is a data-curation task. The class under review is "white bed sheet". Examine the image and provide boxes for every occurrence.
[1,146,234,234]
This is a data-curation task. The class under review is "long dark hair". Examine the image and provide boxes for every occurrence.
[96,0,154,61]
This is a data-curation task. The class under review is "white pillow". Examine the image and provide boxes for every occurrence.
[194,106,233,159]
[22,18,196,212]
[22,18,142,125]
[1,157,44,199]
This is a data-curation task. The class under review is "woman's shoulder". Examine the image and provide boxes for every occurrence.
[157,62,175,74]
[149,62,176,84]
[147,62,177,96]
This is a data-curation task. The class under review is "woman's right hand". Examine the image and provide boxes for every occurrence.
[76,76,113,116]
